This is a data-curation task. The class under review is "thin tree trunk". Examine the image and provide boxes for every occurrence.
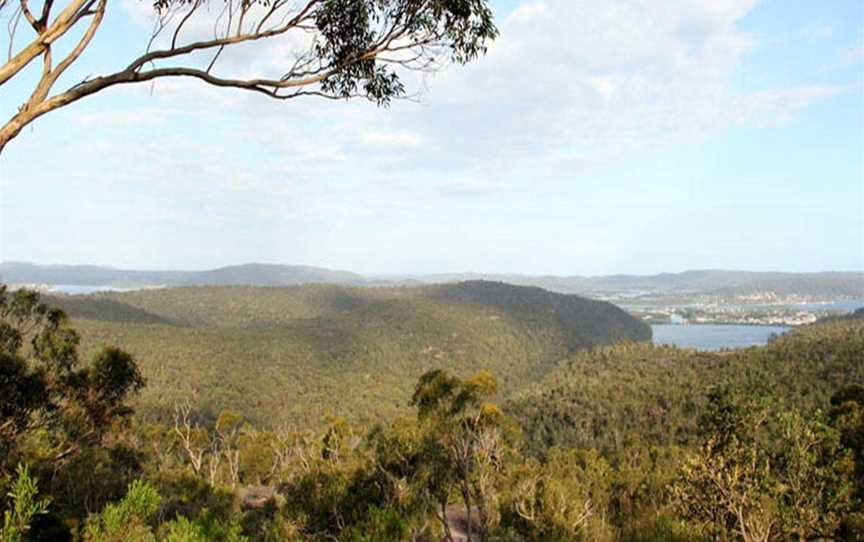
[463,485,473,542]
[440,497,455,542]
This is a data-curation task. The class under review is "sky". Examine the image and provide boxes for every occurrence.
[0,0,862,275]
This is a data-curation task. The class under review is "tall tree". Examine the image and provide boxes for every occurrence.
[0,0,497,153]
[412,369,505,542]
[673,386,853,541]
[0,285,145,477]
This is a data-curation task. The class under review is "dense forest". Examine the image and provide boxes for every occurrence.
[2,284,862,541]
[43,282,648,428]
[508,320,864,454]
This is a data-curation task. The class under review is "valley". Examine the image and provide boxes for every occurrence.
[3,279,863,541]
[2,0,861,538]
[46,281,649,428]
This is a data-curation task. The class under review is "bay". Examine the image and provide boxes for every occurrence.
[651,324,790,351]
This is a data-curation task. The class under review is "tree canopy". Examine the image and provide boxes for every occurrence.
[1,288,863,540]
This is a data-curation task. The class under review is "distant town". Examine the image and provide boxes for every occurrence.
[607,292,860,326]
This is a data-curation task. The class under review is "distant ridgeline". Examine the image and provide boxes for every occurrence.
[0,261,368,288]
[3,261,863,298]
[43,281,650,428]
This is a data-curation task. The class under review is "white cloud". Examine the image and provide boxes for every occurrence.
[359,129,425,150]
[35,0,856,204]
[114,0,850,177]
[412,0,848,172]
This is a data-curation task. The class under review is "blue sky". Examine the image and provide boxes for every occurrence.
[1,0,862,275]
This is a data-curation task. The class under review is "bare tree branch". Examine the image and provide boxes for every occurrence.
[0,0,94,84]
[19,0,39,31]
[7,6,24,62]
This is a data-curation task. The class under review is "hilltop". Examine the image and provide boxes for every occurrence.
[48,281,650,428]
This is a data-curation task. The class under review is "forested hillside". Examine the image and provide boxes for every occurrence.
[508,319,864,454]
[429,281,650,348]
[3,286,862,541]
[47,281,649,428]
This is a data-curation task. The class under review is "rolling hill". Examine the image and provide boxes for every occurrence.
[48,281,650,428]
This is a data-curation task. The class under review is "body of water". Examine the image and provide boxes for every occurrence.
[652,324,790,351]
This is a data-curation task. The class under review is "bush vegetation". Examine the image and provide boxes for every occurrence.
[2,285,862,541]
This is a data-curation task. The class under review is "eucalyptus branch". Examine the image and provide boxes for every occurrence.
[0,0,497,153]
